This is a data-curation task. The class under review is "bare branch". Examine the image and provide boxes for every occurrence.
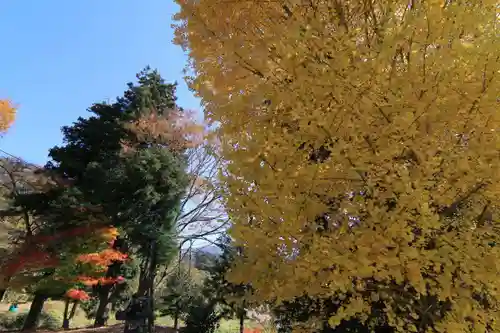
[174,142,228,244]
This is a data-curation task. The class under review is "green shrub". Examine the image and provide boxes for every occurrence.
[0,309,63,331]
[79,296,99,319]
[39,309,63,330]
[183,296,223,333]
[3,290,31,304]
[0,312,26,330]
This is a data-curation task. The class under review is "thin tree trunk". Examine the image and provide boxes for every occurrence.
[173,248,181,332]
[173,305,179,331]
[62,299,71,330]
[135,241,158,333]
[22,293,47,331]
[0,275,12,302]
[69,301,79,319]
[0,289,6,302]
[136,259,150,297]
[147,241,158,333]
[239,311,245,333]
[62,300,79,330]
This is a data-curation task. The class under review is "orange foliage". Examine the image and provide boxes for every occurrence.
[1,224,126,301]
[0,99,16,134]
[73,235,127,288]
[76,275,124,287]
[77,249,128,268]
[66,288,90,301]
[99,226,119,241]
[1,225,121,278]
[243,328,261,333]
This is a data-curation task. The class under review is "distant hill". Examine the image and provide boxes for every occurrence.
[180,245,222,271]
[198,244,223,255]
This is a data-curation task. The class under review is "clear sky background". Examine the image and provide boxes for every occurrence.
[0,0,200,166]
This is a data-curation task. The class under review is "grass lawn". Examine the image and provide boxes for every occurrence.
[0,301,265,332]
[0,300,92,329]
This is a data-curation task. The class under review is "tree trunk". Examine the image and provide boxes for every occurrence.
[62,299,79,330]
[94,286,112,327]
[95,238,127,327]
[136,242,157,298]
[62,299,71,330]
[173,306,179,331]
[135,241,158,333]
[239,311,245,333]
[0,289,6,302]
[22,293,47,331]
[147,241,158,333]
[0,275,12,302]
[69,301,79,319]
[136,263,150,297]
[173,250,182,332]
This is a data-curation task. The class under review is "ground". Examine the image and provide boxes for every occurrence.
[0,301,265,333]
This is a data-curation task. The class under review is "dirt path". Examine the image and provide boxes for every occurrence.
[2,324,177,333]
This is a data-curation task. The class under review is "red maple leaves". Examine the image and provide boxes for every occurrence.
[3,249,59,277]
[1,225,128,294]
[76,275,125,287]
[66,288,90,301]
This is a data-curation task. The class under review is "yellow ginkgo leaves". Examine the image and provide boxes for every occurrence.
[175,0,500,332]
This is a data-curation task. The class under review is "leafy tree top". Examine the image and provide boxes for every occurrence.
[174,1,500,332]
[47,66,179,182]
[31,68,190,264]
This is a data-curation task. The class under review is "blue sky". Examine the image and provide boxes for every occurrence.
[0,0,200,166]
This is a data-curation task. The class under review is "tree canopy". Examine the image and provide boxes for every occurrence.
[174,0,500,332]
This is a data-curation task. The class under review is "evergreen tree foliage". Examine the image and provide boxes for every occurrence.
[183,292,226,333]
[206,235,250,321]
[11,67,188,329]
[158,265,202,323]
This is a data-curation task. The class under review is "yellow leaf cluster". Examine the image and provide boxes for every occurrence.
[0,99,16,134]
[174,0,500,331]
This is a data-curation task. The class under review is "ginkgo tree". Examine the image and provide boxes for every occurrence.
[174,0,500,332]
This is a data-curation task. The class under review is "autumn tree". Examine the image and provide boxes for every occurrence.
[0,99,16,135]
[1,225,125,330]
[63,289,91,330]
[60,241,128,330]
[174,1,500,332]
[30,67,189,329]
[0,156,64,301]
